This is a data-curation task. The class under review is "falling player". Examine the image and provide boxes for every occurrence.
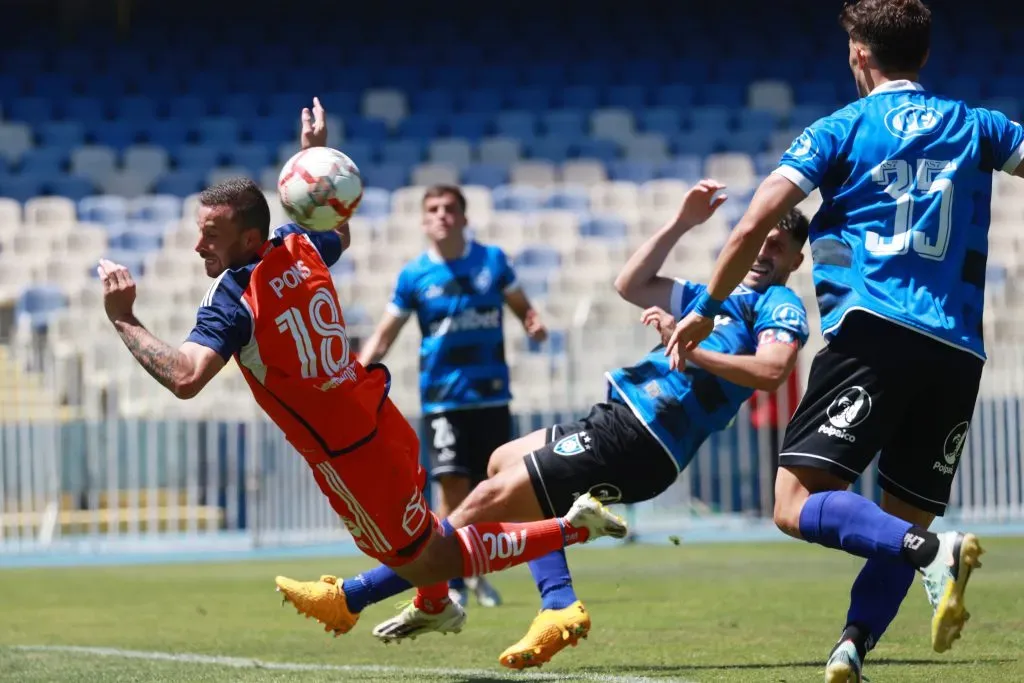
[97,98,627,639]
[666,1,1024,680]
[276,181,812,666]
[358,181,548,609]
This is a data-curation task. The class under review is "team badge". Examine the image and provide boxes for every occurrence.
[553,432,591,456]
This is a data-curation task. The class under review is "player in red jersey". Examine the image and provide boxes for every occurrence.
[98,98,627,638]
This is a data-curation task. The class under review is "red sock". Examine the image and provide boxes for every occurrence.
[454,518,590,576]
[413,581,450,614]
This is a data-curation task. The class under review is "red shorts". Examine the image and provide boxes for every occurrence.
[309,399,434,566]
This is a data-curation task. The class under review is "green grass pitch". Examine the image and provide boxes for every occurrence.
[2,539,1022,682]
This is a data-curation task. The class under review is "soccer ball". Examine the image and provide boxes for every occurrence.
[277,147,364,232]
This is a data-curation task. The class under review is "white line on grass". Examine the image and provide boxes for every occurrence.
[12,645,696,682]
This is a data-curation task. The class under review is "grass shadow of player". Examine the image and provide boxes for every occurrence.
[577,655,1015,675]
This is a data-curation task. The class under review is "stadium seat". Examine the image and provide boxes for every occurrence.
[16,284,68,332]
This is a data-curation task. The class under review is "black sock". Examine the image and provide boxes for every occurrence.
[900,526,940,568]
[836,622,875,662]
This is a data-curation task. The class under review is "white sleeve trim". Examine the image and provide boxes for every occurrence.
[502,277,521,294]
[772,165,815,195]
[1001,140,1024,174]
[670,278,688,318]
[385,303,412,319]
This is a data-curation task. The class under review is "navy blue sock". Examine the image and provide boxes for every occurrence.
[798,491,912,562]
[528,549,578,611]
[449,577,466,591]
[844,557,915,653]
[341,516,458,613]
[342,566,412,613]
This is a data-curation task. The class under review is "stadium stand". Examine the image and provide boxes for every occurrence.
[0,0,1021,428]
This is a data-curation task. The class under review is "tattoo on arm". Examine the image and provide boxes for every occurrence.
[113,315,191,392]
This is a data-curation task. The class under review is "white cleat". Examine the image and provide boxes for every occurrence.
[921,531,984,653]
[371,599,467,644]
[466,576,502,608]
[565,493,628,540]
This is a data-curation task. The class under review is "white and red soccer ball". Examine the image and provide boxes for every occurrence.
[277,147,364,232]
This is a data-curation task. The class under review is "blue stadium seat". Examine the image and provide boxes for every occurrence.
[154,171,206,197]
[492,184,544,212]
[411,89,455,115]
[245,117,293,146]
[337,141,376,167]
[507,87,553,111]
[345,118,390,143]
[220,93,261,119]
[518,272,550,300]
[397,113,443,141]
[358,187,391,218]
[688,106,733,134]
[722,130,768,155]
[197,117,241,146]
[604,85,648,109]
[16,285,67,332]
[62,96,106,124]
[167,96,208,120]
[494,111,537,140]
[110,229,163,252]
[522,63,566,88]
[475,65,518,88]
[174,145,221,171]
[49,175,98,202]
[448,113,491,141]
[653,84,697,108]
[117,95,160,120]
[230,69,281,95]
[89,121,142,150]
[639,108,683,137]
[459,88,504,113]
[378,64,424,90]
[359,164,408,192]
[331,257,357,281]
[7,97,54,122]
[19,148,67,175]
[379,140,424,166]
[736,109,779,135]
[525,137,573,163]
[37,121,86,149]
[658,156,704,181]
[541,110,585,138]
[461,163,509,189]
[788,105,832,128]
[226,144,273,176]
[79,195,128,225]
[560,86,600,110]
[568,60,611,87]
[265,92,307,121]
[699,84,745,108]
[31,73,76,99]
[0,175,44,203]
[145,120,191,148]
[515,245,561,271]
[543,186,589,212]
[426,65,473,89]
[794,80,838,105]
[95,248,148,277]
[607,161,656,183]
[580,215,628,241]
[616,59,663,87]
[671,132,721,157]
[128,195,182,222]
[574,139,619,163]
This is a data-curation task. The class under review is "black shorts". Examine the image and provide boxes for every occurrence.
[779,312,983,516]
[524,401,679,517]
[424,405,512,484]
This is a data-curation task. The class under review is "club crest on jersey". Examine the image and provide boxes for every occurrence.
[553,432,591,456]
[884,102,943,139]
[772,303,808,336]
[787,130,816,159]
[474,267,493,293]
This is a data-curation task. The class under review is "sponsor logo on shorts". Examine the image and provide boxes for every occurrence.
[934,421,970,476]
[401,488,429,537]
[819,386,873,442]
[553,432,591,457]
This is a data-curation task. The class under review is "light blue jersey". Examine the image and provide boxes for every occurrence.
[388,240,519,414]
[606,280,809,471]
[775,80,1024,360]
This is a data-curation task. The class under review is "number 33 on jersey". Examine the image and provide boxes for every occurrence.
[186,223,384,457]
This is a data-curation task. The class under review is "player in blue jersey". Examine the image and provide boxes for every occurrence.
[358,185,548,609]
[665,1,1024,680]
[315,180,810,653]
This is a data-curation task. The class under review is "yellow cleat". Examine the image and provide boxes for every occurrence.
[275,574,359,637]
[498,601,591,670]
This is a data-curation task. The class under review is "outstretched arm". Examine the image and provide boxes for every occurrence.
[99,259,225,398]
[614,179,727,311]
[685,332,800,392]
